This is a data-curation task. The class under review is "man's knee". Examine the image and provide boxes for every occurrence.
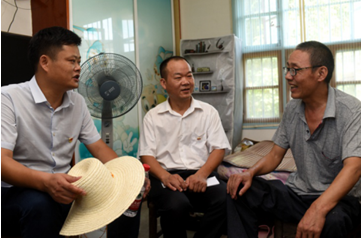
[322,208,353,237]
[2,188,56,221]
[210,187,227,208]
[167,197,192,215]
[23,190,60,218]
[2,188,70,237]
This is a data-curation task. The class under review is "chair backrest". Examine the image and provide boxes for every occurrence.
[1,32,34,87]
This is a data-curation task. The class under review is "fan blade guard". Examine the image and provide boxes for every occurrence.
[78,53,143,119]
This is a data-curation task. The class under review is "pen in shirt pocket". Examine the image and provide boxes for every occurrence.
[322,151,330,160]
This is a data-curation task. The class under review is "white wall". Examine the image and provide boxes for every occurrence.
[1,0,32,35]
[179,0,277,142]
[1,0,277,142]
[179,0,233,39]
[242,129,275,141]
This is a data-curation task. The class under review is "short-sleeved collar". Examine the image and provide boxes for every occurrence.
[323,85,336,119]
[29,77,47,104]
[157,97,202,116]
[297,84,336,120]
[29,76,74,109]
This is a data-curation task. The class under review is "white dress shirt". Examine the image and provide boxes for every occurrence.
[139,97,231,171]
[1,77,101,187]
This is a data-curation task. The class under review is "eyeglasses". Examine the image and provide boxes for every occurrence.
[283,65,322,76]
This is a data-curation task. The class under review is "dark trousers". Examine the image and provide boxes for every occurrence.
[107,201,142,238]
[2,186,142,238]
[227,177,361,238]
[149,170,227,238]
[1,187,72,238]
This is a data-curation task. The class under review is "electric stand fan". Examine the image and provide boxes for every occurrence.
[78,53,143,148]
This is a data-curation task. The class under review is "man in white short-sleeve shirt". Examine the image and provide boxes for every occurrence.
[139,56,231,238]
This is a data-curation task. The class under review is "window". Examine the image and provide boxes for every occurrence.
[244,52,282,123]
[82,18,114,41]
[234,0,361,123]
[334,47,361,100]
[122,19,134,52]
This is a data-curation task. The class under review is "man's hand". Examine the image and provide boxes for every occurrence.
[43,173,86,204]
[162,173,187,192]
[185,173,207,192]
[227,170,253,199]
[143,177,151,198]
[296,204,326,238]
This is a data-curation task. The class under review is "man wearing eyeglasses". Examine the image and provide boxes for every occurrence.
[227,41,361,238]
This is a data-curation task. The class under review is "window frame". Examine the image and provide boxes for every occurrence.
[239,1,282,53]
[243,50,284,123]
[329,42,361,87]
[235,0,361,124]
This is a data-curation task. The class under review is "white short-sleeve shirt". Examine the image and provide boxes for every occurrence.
[139,97,231,171]
[1,77,101,187]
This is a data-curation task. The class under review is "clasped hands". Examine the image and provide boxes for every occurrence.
[162,173,207,193]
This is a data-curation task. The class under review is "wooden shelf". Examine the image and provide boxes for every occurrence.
[192,70,213,75]
[184,50,228,56]
[192,90,229,95]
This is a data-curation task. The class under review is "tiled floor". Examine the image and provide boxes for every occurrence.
[138,201,157,237]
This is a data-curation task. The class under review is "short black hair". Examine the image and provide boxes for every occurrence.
[296,41,334,84]
[160,56,190,79]
[28,26,81,72]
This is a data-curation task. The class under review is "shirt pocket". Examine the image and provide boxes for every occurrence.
[320,139,342,165]
[314,141,343,183]
[191,132,207,154]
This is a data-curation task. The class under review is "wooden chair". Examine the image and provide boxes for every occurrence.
[148,200,163,238]
[273,220,297,238]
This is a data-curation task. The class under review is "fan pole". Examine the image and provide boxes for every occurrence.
[101,119,113,149]
[101,101,114,149]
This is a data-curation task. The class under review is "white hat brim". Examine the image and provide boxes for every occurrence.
[60,156,145,236]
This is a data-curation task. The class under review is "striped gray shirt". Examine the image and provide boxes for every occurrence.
[273,85,361,200]
[1,77,101,187]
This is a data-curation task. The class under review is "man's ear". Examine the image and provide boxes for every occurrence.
[39,55,51,72]
[160,78,167,90]
[317,66,328,82]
